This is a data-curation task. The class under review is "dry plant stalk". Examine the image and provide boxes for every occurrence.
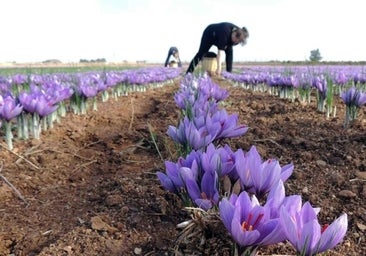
[0,142,40,170]
[0,161,29,206]
[174,207,223,252]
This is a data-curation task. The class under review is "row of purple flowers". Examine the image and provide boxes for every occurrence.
[223,65,366,126]
[0,67,182,150]
[157,73,347,255]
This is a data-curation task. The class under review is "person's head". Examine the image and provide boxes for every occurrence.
[172,50,179,58]
[231,27,249,46]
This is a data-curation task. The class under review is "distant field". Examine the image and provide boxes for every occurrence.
[0,62,162,76]
[1,60,365,76]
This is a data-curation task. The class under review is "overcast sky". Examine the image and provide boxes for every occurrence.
[0,0,365,63]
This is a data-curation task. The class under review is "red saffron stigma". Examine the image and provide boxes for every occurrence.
[241,213,264,231]
[321,224,329,233]
[252,213,264,227]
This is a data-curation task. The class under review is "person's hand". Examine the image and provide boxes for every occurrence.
[215,69,222,77]
[215,68,221,76]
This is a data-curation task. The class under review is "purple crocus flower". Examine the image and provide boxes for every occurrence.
[157,160,196,194]
[340,87,366,107]
[10,74,28,85]
[353,72,366,85]
[168,75,247,151]
[312,75,327,98]
[167,116,219,151]
[19,91,57,118]
[212,109,249,139]
[34,95,59,117]
[43,82,74,103]
[264,180,286,218]
[0,94,23,121]
[18,91,38,114]
[234,148,254,190]
[0,76,11,95]
[200,143,236,177]
[191,99,219,120]
[174,85,198,110]
[280,201,348,256]
[156,171,177,193]
[157,150,201,194]
[79,83,99,98]
[18,83,59,116]
[334,72,348,86]
[171,151,216,210]
[0,94,23,150]
[316,213,348,253]
[265,180,303,219]
[235,145,294,198]
[186,117,218,150]
[182,167,219,211]
[290,74,300,88]
[167,122,187,146]
[219,191,286,252]
[197,76,229,102]
[174,74,227,119]
[340,87,366,126]
[250,158,282,197]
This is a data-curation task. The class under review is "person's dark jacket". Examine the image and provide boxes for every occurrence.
[187,22,239,73]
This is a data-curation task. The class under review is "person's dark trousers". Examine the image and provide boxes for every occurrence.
[186,28,213,73]
[187,45,234,73]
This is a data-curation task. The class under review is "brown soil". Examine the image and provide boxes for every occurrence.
[0,77,365,256]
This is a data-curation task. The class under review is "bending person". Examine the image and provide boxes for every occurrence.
[186,22,248,75]
[164,47,182,67]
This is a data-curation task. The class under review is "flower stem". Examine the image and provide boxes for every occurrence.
[4,121,14,150]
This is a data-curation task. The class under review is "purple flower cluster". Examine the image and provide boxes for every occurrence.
[223,65,366,123]
[340,86,366,127]
[158,74,348,255]
[340,86,366,107]
[0,94,23,150]
[235,146,293,198]
[0,67,182,149]
[280,200,347,255]
[19,84,61,117]
[157,143,234,210]
[220,183,347,255]
[0,94,23,122]
[219,190,286,250]
[167,74,248,152]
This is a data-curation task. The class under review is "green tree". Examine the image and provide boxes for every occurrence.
[309,49,322,62]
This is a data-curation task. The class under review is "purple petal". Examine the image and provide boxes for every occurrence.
[317,213,348,253]
[219,198,235,232]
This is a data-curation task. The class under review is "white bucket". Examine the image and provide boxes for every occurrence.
[202,52,217,74]
[169,62,178,68]
[202,57,217,73]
